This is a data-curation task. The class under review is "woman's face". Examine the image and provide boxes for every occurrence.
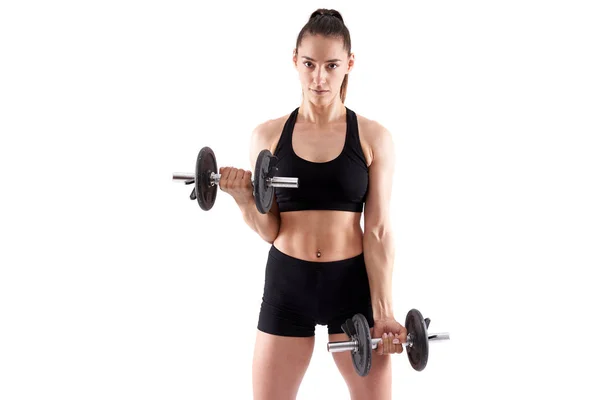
[293,34,354,104]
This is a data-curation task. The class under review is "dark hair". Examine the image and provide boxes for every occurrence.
[295,9,352,103]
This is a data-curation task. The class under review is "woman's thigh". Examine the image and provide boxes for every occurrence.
[252,330,315,400]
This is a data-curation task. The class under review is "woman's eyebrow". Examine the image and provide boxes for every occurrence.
[301,56,342,63]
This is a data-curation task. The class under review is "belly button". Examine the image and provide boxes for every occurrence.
[316,249,321,258]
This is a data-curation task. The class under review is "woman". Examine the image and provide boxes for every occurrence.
[219,9,407,400]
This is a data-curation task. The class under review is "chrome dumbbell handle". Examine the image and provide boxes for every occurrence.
[327,332,450,353]
[172,172,299,188]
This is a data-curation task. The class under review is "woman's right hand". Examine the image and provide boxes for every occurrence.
[218,167,254,206]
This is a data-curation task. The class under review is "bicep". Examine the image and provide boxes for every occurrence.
[363,127,395,232]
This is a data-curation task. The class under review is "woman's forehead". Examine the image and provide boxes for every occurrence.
[298,35,347,58]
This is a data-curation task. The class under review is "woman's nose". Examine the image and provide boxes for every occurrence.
[313,69,327,85]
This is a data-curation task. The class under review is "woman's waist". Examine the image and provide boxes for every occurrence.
[274,211,364,261]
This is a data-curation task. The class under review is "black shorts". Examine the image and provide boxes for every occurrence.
[257,245,374,337]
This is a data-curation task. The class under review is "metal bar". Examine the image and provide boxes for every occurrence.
[269,182,299,188]
[173,172,194,181]
[172,172,299,189]
[267,177,299,188]
[327,332,449,353]
[269,177,298,184]
[328,340,358,353]
[428,332,450,341]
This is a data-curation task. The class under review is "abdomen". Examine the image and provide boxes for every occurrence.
[273,211,364,262]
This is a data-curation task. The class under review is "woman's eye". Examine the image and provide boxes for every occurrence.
[303,62,339,69]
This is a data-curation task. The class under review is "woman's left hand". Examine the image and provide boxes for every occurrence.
[372,317,408,356]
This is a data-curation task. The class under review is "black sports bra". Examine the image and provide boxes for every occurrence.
[272,107,369,213]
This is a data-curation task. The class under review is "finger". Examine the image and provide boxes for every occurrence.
[400,329,408,344]
[221,167,233,189]
[390,332,397,354]
[393,334,403,354]
[227,168,237,189]
[232,169,243,187]
[219,167,231,189]
[243,170,252,187]
[226,167,236,189]
[385,333,392,355]
[376,334,384,356]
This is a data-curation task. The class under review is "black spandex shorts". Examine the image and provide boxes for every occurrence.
[257,245,374,337]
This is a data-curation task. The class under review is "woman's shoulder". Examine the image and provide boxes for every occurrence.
[354,111,391,140]
[354,111,393,167]
[250,112,293,154]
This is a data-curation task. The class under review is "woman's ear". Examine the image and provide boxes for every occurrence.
[292,49,298,69]
[347,53,355,73]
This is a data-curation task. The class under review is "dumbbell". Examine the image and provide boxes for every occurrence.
[327,309,450,376]
[173,146,299,213]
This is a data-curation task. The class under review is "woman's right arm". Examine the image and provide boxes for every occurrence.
[237,194,280,243]
[221,122,281,243]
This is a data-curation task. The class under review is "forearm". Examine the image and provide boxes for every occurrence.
[363,229,395,319]
[238,201,280,243]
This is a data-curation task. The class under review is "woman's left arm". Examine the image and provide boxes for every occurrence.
[363,123,396,321]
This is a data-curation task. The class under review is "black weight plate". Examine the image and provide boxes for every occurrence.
[351,313,372,377]
[195,147,218,211]
[405,308,429,371]
[253,149,275,214]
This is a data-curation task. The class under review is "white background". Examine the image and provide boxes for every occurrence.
[1,0,599,399]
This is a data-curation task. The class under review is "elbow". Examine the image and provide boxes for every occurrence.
[262,222,280,244]
[261,229,278,244]
[363,224,395,258]
[364,223,392,243]
[264,235,277,245]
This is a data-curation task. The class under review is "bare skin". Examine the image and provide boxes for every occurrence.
[218,34,407,400]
